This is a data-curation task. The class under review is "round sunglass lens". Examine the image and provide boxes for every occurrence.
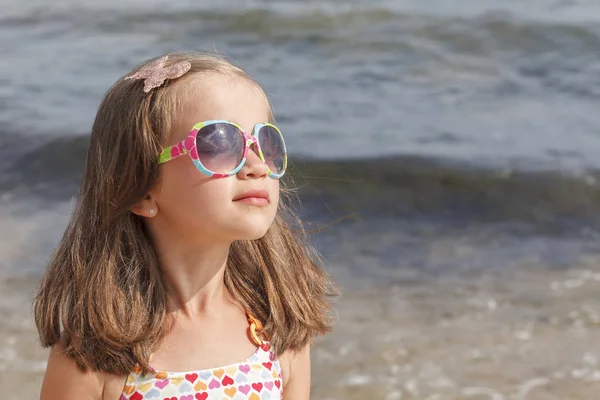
[195,123,244,174]
[258,126,286,175]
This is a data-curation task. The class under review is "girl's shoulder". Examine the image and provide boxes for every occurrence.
[41,339,125,400]
[277,341,311,396]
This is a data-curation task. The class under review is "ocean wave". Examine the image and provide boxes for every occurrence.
[4,8,600,56]
[292,156,600,226]
[5,6,600,100]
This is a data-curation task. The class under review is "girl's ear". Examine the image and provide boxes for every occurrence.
[131,193,158,218]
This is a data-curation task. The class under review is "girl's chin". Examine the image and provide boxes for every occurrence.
[227,215,275,240]
[234,227,271,241]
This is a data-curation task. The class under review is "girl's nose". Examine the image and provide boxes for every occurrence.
[238,143,268,179]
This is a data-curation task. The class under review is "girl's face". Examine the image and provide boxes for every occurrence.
[150,73,280,244]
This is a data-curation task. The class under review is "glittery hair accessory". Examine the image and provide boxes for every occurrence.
[124,55,192,93]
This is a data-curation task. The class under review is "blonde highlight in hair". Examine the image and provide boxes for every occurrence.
[33,51,338,375]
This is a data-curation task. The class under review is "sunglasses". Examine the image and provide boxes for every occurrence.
[157,120,287,178]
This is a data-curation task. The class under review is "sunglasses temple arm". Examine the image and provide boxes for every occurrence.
[157,140,188,163]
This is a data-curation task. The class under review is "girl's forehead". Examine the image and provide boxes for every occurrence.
[173,73,270,137]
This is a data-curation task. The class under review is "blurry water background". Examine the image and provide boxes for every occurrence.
[3,0,600,398]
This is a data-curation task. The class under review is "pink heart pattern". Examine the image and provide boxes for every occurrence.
[119,341,282,399]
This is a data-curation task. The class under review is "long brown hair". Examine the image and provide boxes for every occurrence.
[33,51,339,375]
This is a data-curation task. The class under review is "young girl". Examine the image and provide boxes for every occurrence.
[33,51,338,400]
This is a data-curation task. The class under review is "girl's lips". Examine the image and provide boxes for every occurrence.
[233,189,270,206]
[233,197,269,206]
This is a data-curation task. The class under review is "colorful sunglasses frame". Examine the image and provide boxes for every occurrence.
[157,120,287,179]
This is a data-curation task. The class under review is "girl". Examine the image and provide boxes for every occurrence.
[33,51,338,400]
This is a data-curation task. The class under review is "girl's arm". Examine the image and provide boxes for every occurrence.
[282,342,311,400]
[40,341,105,400]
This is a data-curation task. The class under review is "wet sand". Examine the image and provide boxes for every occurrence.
[312,261,600,399]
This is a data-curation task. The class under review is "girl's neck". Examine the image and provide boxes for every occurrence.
[153,238,232,317]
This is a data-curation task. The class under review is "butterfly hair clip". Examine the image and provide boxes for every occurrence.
[124,55,192,93]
